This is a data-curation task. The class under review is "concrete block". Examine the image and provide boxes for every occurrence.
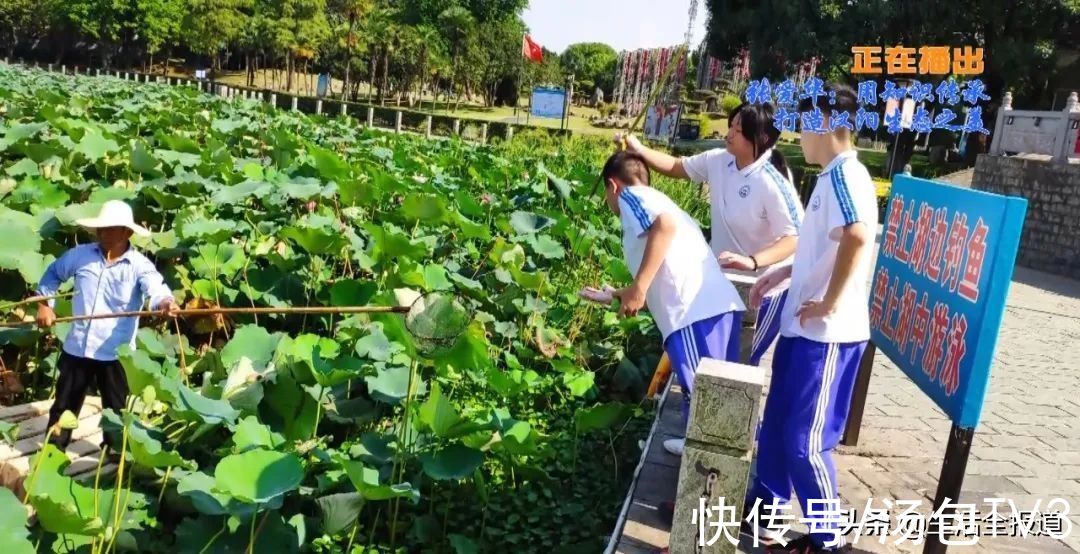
[669,445,751,554]
[685,358,765,453]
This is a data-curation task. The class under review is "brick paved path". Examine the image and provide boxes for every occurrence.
[823,266,1080,553]
[612,266,1080,553]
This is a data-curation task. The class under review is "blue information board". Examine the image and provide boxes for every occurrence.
[317,74,331,98]
[531,87,566,119]
[870,176,1027,429]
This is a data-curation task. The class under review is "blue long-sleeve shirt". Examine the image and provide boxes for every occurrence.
[36,243,174,361]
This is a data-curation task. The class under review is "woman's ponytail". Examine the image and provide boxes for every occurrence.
[769,149,790,183]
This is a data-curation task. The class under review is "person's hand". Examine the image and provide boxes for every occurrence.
[159,298,180,318]
[718,251,755,271]
[36,304,56,329]
[614,132,643,153]
[578,285,617,305]
[796,299,837,327]
[614,285,646,318]
[749,270,785,309]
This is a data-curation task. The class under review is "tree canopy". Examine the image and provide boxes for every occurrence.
[704,0,1080,106]
[560,42,617,96]
[0,0,573,108]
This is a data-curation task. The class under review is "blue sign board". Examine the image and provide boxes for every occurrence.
[317,74,331,98]
[531,87,566,119]
[870,176,1027,429]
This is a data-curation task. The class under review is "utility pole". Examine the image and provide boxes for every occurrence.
[562,74,575,131]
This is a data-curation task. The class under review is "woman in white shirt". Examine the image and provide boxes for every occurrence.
[618,101,804,365]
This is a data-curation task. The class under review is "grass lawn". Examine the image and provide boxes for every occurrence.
[198,68,946,183]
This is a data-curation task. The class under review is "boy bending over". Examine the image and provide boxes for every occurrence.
[586,151,745,456]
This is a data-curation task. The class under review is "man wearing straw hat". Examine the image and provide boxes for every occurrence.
[34,200,178,452]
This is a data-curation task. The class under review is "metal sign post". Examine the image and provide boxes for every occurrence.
[854,175,1027,552]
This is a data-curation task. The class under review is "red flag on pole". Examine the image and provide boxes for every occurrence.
[522,35,543,63]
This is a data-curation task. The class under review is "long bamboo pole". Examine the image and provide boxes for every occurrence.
[0,305,410,329]
[0,294,73,312]
[590,46,690,198]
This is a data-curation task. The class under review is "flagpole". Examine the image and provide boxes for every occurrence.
[516,33,525,123]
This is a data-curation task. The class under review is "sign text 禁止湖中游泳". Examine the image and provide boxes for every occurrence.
[868,176,1027,429]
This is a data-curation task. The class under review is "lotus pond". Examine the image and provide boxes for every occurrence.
[0,64,711,553]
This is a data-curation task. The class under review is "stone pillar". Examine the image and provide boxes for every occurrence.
[990,90,1015,156]
[270,93,277,107]
[366,107,374,127]
[506,125,514,141]
[47,63,53,72]
[291,97,298,111]
[425,116,433,138]
[340,103,347,117]
[480,123,489,143]
[316,100,323,114]
[60,65,65,74]
[453,119,461,135]
[395,111,403,133]
[96,68,101,77]
[1055,92,1080,163]
[669,358,765,554]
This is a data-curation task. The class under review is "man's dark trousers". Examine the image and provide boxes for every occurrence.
[46,351,129,450]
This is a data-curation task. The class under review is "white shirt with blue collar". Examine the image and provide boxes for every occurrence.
[780,149,878,344]
[617,185,746,341]
[37,243,174,361]
[681,148,804,266]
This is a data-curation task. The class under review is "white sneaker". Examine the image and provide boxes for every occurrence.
[663,438,685,456]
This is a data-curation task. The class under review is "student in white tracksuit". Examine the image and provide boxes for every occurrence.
[618,101,804,367]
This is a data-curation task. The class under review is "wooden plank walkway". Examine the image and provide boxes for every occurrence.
[0,397,117,498]
[611,382,683,553]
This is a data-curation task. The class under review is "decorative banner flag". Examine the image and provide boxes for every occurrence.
[522,35,543,63]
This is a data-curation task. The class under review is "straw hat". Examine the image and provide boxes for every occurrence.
[75,200,151,237]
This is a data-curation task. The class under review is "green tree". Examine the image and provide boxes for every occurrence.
[136,0,185,72]
[704,0,1080,169]
[53,0,135,65]
[525,46,563,87]
[0,0,45,58]
[438,5,474,108]
[329,0,373,100]
[410,24,444,108]
[470,16,524,106]
[402,0,526,24]
[183,0,253,70]
[560,42,617,98]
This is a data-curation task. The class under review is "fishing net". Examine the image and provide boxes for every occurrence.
[403,292,471,350]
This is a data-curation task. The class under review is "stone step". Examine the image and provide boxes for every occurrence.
[0,396,101,424]
[0,397,110,498]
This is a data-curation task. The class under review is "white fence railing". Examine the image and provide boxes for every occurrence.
[1,58,542,145]
[989,90,1080,163]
